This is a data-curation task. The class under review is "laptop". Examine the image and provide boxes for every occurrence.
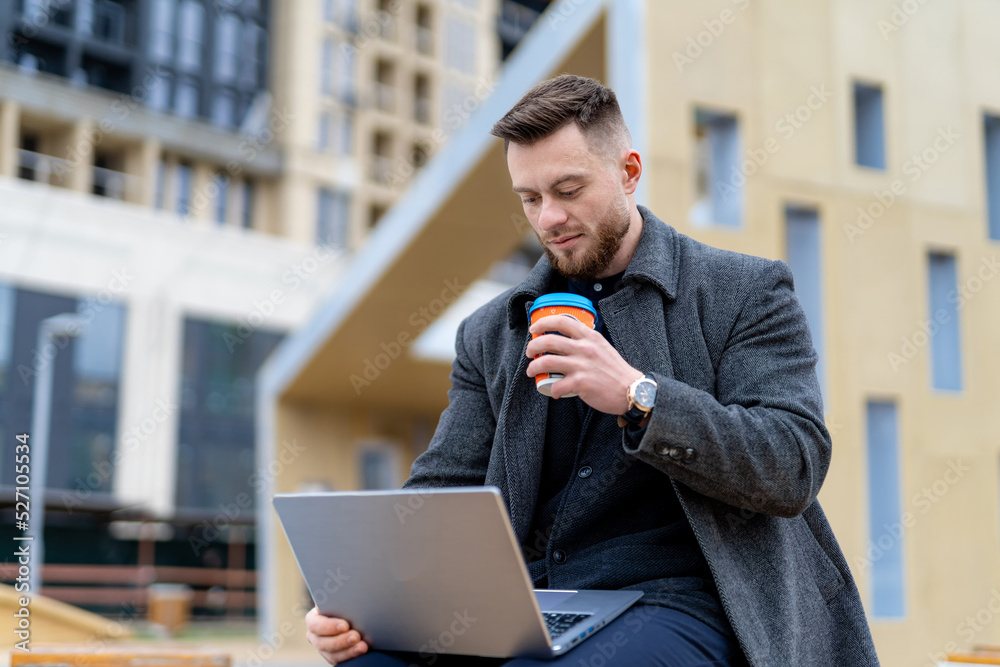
[273,487,642,659]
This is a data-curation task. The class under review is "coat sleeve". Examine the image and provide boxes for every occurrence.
[622,258,831,518]
[402,317,496,489]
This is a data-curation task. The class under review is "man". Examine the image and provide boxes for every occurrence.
[306,75,880,666]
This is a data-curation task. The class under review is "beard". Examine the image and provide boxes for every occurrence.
[540,195,631,281]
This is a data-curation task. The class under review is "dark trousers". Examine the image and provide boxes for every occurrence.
[348,605,747,667]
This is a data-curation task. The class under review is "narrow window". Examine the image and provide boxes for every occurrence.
[691,109,741,228]
[854,82,886,169]
[785,206,825,395]
[927,252,962,392]
[984,114,1000,241]
[867,400,905,618]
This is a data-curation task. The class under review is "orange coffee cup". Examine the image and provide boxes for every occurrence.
[528,293,597,397]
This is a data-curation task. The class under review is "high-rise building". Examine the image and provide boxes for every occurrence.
[0,0,545,625]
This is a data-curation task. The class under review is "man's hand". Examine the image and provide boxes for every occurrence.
[306,607,369,665]
[526,314,644,414]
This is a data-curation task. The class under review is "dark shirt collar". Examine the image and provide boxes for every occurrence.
[507,205,680,328]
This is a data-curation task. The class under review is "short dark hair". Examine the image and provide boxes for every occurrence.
[490,74,631,159]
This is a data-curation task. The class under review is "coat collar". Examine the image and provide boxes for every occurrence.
[505,205,680,328]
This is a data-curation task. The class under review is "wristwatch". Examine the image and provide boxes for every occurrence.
[617,373,657,428]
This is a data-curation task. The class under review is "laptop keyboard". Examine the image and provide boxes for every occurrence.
[542,612,592,638]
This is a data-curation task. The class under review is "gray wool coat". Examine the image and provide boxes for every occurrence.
[403,206,881,666]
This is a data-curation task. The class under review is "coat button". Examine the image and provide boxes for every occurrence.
[654,443,671,457]
[668,446,685,461]
[578,466,593,478]
[684,448,697,462]
[553,549,567,564]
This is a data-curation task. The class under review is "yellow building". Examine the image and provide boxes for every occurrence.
[258,0,1000,665]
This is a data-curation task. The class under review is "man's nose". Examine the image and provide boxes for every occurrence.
[537,199,568,231]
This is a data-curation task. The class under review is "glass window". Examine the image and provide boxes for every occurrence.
[149,0,176,63]
[444,15,475,74]
[214,173,229,225]
[212,90,235,127]
[240,180,253,229]
[176,162,192,216]
[854,82,886,169]
[337,112,353,155]
[317,112,331,151]
[155,159,167,209]
[177,0,205,70]
[360,446,399,490]
[147,69,172,110]
[317,188,350,248]
[320,38,334,96]
[984,114,1000,241]
[337,40,355,104]
[928,253,963,392]
[214,13,241,83]
[175,318,284,510]
[0,284,13,392]
[240,22,263,88]
[175,78,199,118]
[74,301,123,382]
[690,108,742,228]
[866,400,905,618]
[785,206,825,396]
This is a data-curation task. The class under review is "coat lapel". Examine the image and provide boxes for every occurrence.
[598,283,675,381]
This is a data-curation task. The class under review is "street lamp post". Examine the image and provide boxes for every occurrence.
[26,313,85,598]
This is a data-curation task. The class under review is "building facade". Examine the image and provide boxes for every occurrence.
[259,1,1000,665]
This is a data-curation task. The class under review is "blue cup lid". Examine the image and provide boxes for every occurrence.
[529,292,597,318]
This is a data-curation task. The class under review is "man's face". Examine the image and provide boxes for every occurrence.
[508,123,630,281]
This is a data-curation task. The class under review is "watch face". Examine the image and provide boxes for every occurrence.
[634,380,656,410]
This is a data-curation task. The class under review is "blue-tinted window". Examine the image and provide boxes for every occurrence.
[0,287,124,493]
[854,82,886,169]
[928,253,962,392]
[175,318,283,510]
[240,180,253,229]
[867,400,905,618]
[0,284,13,392]
[691,109,742,228]
[317,188,350,248]
[785,206,825,396]
[984,114,1000,241]
[214,174,229,225]
[176,162,192,216]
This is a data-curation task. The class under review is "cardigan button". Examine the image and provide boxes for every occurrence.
[654,443,671,457]
[577,466,593,478]
[553,549,567,564]
[668,446,685,461]
[684,448,698,462]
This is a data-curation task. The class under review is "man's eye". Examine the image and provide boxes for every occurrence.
[522,197,538,204]
[560,189,579,197]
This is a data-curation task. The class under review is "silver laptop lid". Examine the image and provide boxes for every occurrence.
[273,487,554,658]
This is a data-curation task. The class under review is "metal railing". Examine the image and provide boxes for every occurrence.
[17,149,72,187]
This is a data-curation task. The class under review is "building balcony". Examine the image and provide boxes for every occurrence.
[370,155,394,184]
[414,97,432,125]
[415,26,433,56]
[17,148,72,188]
[374,83,396,113]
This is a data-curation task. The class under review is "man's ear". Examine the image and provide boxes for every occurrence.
[622,149,642,195]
